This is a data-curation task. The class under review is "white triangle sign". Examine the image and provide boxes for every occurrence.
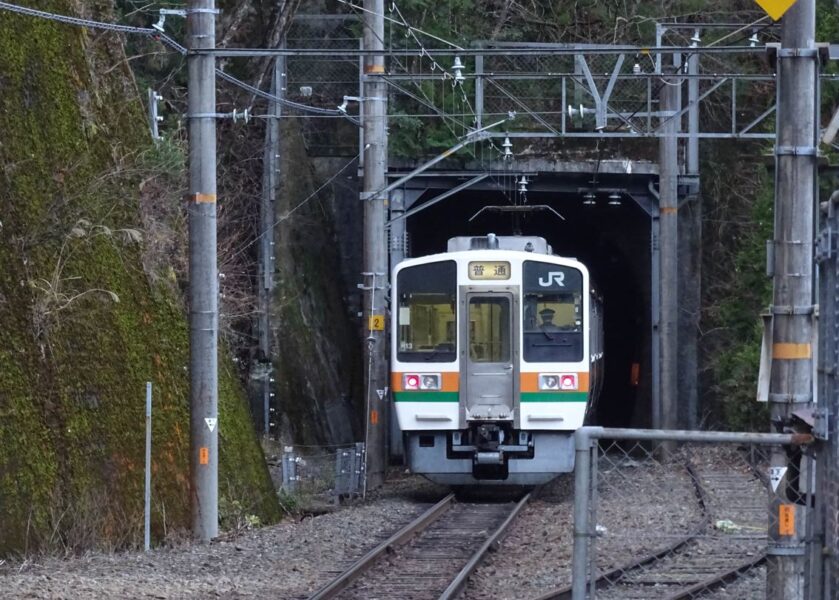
[769,466,787,493]
[205,417,218,432]
[376,389,385,400]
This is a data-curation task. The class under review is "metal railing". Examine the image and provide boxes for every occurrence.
[570,427,814,600]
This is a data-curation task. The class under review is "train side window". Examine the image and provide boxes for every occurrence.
[396,261,457,362]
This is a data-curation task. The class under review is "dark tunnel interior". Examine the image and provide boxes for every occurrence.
[405,181,654,427]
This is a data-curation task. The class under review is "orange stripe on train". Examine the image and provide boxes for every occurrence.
[391,371,459,392]
[520,372,590,393]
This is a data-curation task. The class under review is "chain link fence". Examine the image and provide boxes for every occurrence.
[570,427,813,600]
[818,192,839,597]
[286,15,360,156]
[279,443,366,504]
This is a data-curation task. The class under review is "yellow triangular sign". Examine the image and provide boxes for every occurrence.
[754,0,798,21]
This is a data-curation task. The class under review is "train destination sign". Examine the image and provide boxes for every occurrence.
[753,0,798,20]
[468,261,511,280]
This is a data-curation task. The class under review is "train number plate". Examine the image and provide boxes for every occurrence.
[468,261,511,280]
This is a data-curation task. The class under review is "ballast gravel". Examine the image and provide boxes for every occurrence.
[0,447,763,600]
[0,474,445,600]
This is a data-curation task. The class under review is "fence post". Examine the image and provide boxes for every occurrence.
[356,442,366,497]
[335,448,347,499]
[144,381,152,552]
[573,428,594,600]
[283,446,297,493]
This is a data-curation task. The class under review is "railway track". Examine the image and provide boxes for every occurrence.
[308,491,531,600]
[535,449,768,600]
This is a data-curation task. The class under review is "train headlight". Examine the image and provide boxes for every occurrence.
[403,373,441,390]
[540,374,560,390]
[421,374,441,390]
[539,373,578,391]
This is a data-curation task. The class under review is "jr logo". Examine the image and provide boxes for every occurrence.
[538,271,565,287]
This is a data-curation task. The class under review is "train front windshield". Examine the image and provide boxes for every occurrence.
[522,261,584,362]
[396,261,457,362]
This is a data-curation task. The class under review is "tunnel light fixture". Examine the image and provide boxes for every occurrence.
[608,191,622,206]
[582,191,596,206]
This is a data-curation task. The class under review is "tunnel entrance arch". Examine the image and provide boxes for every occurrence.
[386,156,693,432]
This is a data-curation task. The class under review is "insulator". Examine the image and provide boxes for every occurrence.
[452,56,465,84]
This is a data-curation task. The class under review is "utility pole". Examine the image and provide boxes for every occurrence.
[259,42,284,436]
[361,0,388,490]
[658,62,680,447]
[683,46,701,431]
[187,0,218,541]
[767,0,817,597]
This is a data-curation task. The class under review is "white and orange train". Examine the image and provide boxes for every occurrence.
[391,234,604,486]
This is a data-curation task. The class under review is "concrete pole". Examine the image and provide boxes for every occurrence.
[362,0,388,490]
[659,67,680,444]
[187,0,218,541]
[259,46,284,436]
[681,50,701,430]
[767,1,817,597]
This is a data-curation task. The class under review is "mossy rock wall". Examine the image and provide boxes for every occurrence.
[271,122,363,445]
[0,2,278,554]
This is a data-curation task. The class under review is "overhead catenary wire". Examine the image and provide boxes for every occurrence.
[219,148,364,270]
[0,0,349,121]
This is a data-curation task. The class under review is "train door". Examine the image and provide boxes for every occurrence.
[461,290,518,421]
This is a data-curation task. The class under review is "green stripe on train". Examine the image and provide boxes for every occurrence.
[393,391,459,402]
[394,392,587,403]
[520,392,588,403]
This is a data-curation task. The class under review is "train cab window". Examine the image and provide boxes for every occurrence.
[396,261,457,362]
[522,261,584,362]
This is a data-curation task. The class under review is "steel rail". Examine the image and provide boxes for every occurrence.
[532,460,712,600]
[664,554,767,600]
[307,493,455,600]
[438,491,533,600]
[535,450,772,600]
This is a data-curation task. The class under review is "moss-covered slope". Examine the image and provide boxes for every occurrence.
[0,2,278,554]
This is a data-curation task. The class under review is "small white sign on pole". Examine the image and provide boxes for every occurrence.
[205,417,217,432]
[769,466,788,493]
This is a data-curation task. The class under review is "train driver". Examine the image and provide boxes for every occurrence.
[539,308,560,332]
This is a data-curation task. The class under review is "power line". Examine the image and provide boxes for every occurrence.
[0,1,348,120]
[219,148,363,269]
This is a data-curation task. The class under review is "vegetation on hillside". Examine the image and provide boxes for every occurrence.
[0,1,279,555]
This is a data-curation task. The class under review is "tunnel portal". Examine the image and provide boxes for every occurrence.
[387,156,691,429]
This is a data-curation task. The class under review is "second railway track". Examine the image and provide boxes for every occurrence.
[536,447,768,600]
[309,491,531,600]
